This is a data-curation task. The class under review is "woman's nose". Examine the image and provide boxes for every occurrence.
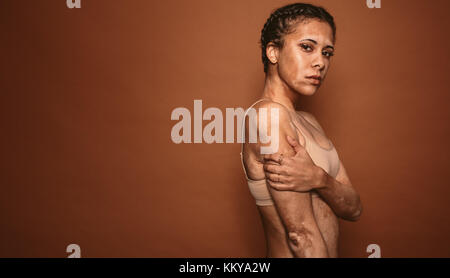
[312,54,325,70]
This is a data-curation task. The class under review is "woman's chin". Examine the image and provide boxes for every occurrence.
[297,86,319,96]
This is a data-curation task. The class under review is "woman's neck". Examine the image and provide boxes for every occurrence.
[261,73,299,112]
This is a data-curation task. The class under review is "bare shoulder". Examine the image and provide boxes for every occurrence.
[246,99,298,138]
[251,100,300,141]
[243,100,300,157]
[242,100,299,179]
[251,100,293,120]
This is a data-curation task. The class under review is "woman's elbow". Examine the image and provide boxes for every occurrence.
[345,201,363,222]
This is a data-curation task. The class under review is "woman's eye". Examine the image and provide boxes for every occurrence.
[300,44,312,51]
[323,51,334,57]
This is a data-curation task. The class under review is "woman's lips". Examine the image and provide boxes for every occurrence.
[306,76,321,85]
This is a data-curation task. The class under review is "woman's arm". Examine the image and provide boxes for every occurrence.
[263,112,363,221]
[315,160,363,221]
[296,112,362,221]
[245,101,328,257]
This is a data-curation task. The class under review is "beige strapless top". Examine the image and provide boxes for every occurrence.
[239,99,341,206]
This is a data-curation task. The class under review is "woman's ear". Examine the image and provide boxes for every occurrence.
[266,42,279,65]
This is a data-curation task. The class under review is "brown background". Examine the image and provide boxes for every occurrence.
[1,0,450,257]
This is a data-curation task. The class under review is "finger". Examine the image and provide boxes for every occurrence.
[264,163,292,176]
[286,135,303,154]
[263,163,283,174]
[267,180,292,191]
[265,173,277,182]
[266,173,287,183]
[263,153,282,164]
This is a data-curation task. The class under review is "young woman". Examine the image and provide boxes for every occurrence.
[240,3,363,258]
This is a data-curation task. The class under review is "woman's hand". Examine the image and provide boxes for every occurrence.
[263,135,325,192]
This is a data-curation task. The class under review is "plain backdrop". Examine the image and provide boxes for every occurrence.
[1,0,450,257]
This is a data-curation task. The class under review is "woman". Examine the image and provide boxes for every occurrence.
[240,3,363,258]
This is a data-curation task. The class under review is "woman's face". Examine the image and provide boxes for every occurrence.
[274,19,335,96]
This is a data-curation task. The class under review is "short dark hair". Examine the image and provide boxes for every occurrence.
[260,3,336,73]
